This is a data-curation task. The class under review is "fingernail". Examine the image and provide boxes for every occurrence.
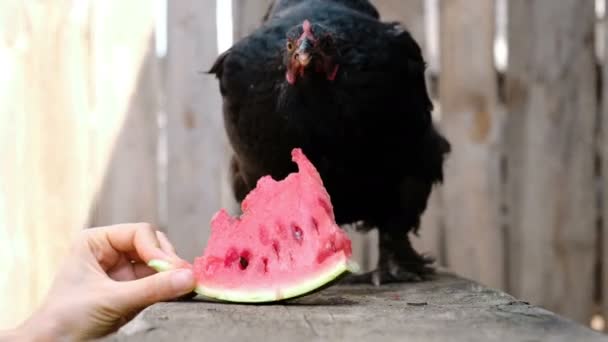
[170,269,195,291]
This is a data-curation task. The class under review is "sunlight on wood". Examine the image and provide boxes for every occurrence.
[87,1,159,227]
[216,0,233,54]
[0,0,156,329]
[155,0,167,58]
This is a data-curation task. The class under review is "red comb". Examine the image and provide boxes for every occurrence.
[303,20,313,37]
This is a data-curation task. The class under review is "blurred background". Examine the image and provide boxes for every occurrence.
[0,0,606,334]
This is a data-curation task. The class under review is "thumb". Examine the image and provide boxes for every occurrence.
[112,269,196,312]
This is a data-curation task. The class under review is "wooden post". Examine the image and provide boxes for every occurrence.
[439,0,504,289]
[0,0,93,328]
[372,0,426,54]
[166,0,229,260]
[506,0,597,324]
[88,1,160,228]
[233,0,274,40]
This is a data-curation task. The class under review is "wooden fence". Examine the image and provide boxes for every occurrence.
[0,0,605,332]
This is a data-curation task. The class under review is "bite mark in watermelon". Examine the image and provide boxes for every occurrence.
[149,148,358,303]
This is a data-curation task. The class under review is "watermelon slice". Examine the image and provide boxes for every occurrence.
[149,148,358,303]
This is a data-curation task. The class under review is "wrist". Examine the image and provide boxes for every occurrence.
[14,307,68,342]
[0,328,22,341]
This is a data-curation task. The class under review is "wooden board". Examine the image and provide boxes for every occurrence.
[166,0,230,261]
[88,1,160,228]
[233,0,274,40]
[106,273,607,342]
[371,0,426,54]
[438,0,504,290]
[505,0,597,324]
[0,0,93,328]
[0,0,161,329]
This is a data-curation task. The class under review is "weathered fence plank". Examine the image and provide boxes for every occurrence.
[233,0,274,40]
[506,0,597,324]
[372,0,426,54]
[438,0,504,290]
[166,0,229,261]
[88,1,160,228]
[0,0,94,328]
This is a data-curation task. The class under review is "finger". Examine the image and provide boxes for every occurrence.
[107,259,157,281]
[98,223,169,263]
[126,251,144,264]
[111,268,196,312]
[133,263,157,279]
[155,231,185,265]
[106,254,136,281]
[105,254,156,280]
[156,231,177,255]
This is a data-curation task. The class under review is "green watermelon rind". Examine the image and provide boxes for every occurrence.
[148,259,173,272]
[148,256,359,303]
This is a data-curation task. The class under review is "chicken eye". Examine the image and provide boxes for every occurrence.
[286,41,295,52]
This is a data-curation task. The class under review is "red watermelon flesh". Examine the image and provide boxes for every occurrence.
[150,148,356,302]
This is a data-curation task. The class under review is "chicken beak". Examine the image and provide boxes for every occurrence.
[297,52,311,67]
[296,39,313,67]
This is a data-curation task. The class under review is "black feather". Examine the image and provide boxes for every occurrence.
[209,0,450,283]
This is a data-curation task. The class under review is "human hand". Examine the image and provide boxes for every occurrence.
[5,223,195,341]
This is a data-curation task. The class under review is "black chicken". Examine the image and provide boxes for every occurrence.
[208,0,450,285]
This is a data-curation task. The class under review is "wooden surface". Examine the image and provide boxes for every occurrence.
[505,0,598,324]
[438,0,504,290]
[166,0,231,261]
[106,273,607,342]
